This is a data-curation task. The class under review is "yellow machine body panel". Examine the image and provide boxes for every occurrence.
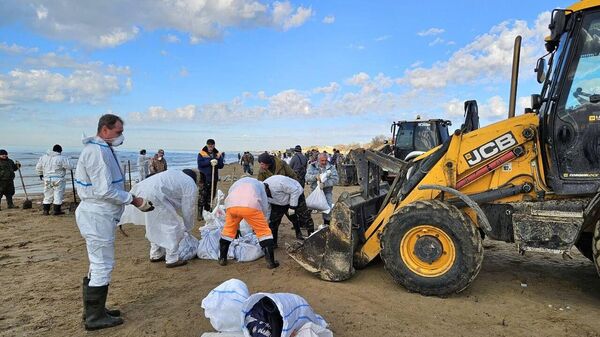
[359,113,547,262]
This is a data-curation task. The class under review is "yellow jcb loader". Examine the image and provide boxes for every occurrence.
[288,0,600,296]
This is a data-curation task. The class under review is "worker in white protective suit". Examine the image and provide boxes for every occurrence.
[35,144,72,216]
[119,169,198,268]
[137,149,150,181]
[75,114,153,331]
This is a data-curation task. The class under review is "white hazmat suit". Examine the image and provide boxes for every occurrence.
[35,150,73,205]
[75,136,133,287]
[137,154,150,181]
[119,170,198,264]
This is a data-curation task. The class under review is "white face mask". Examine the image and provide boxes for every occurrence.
[108,134,125,147]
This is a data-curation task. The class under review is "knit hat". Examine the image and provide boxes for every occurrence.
[53,144,63,153]
[0,149,7,155]
[294,145,302,153]
[258,152,274,166]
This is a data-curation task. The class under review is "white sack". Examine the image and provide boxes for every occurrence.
[295,322,334,337]
[177,232,198,261]
[305,183,330,213]
[202,279,249,332]
[231,233,264,262]
[241,293,328,337]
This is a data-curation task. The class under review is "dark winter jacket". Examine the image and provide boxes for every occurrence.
[197,146,225,184]
[0,158,18,181]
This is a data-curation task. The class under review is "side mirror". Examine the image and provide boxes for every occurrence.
[535,58,546,84]
[549,9,567,42]
[531,94,542,110]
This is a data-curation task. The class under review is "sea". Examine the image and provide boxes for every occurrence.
[6,147,245,196]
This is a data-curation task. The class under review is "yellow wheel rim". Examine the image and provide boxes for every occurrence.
[400,225,456,278]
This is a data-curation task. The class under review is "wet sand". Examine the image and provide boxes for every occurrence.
[1,163,600,337]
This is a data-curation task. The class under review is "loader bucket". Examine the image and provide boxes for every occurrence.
[287,197,356,281]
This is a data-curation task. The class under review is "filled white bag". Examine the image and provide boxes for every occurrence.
[231,233,264,262]
[241,293,329,337]
[177,232,199,261]
[306,182,330,213]
[295,322,334,337]
[197,191,226,260]
[202,279,249,332]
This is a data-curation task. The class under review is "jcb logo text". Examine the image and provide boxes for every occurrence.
[463,132,517,167]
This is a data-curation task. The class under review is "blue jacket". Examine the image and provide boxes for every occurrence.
[197,146,225,184]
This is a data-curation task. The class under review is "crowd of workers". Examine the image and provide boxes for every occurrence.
[0,113,344,331]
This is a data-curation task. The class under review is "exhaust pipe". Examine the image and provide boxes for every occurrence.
[508,35,522,118]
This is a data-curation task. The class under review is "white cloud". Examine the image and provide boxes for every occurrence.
[349,43,365,50]
[428,37,445,46]
[402,12,551,90]
[179,67,189,77]
[313,82,340,94]
[375,35,391,42]
[0,42,38,54]
[164,34,180,43]
[322,15,335,24]
[417,27,445,36]
[98,26,140,48]
[346,72,370,86]
[1,0,312,48]
[0,51,131,105]
[0,69,122,104]
[272,2,313,31]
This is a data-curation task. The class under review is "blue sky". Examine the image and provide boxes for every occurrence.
[0,0,573,152]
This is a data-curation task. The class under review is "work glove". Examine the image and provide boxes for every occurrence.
[15,160,21,168]
[210,159,218,166]
[288,208,296,216]
[136,199,155,212]
[39,175,44,181]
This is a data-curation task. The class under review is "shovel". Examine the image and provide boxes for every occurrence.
[69,169,78,212]
[17,165,32,209]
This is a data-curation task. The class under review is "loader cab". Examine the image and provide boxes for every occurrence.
[391,118,451,160]
[538,6,600,195]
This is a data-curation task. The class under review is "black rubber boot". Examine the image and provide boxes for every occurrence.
[42,204,51,216]
[292,222,305,240]
[53,204,65,215]
[260,239,279,269]
[84,284,123,330]
[82,277,121,321]
[218,239,231,266]
[6,196,15,209]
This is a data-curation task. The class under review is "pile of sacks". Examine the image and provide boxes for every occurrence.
[196,191,264,262]
[201,279,333,337]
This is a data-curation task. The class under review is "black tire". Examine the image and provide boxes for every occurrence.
[380,200,483,296]
[575,232,594,261]
[593,222,600,277]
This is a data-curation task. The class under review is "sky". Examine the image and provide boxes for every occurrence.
[0,0,575,153]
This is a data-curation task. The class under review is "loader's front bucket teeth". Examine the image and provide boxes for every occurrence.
[287,199,355,281]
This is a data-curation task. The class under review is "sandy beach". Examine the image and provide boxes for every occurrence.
[1,163,600,337]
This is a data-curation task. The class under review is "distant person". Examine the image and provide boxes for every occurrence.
[331,148,340,166]
[35,144,73,215]
[241,151,254,175]
[0,149,20,210]
[121,169,198,268]
[197,139,224,213]
[137,149,150,181]
[149,149,167,176]
[218,177,278,269]
[75,114,152,330]
[264,175,315,245]
[289,145,308,186]
[238,153,242,166]
[306,153,339,226]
